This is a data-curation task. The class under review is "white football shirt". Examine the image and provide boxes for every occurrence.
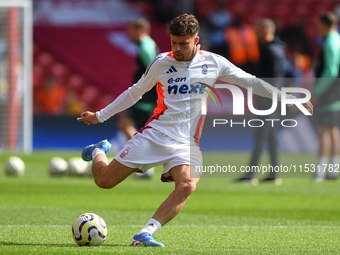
[96,45,290,146]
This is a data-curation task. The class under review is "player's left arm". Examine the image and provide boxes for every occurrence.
[216,54,313,115]
[294,101,313,115]
[77,55,161,125]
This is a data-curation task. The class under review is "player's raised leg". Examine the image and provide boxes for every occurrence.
[81,139,135,188]
[131,164,200,247]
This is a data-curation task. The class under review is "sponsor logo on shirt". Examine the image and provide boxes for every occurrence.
[167,81,222,106]
[119,147,131,159]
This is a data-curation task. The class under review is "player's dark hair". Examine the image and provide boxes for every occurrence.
[319,12,338,28]
[168,14,199,37]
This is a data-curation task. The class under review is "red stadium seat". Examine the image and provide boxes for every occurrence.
[33,43,42,62]
[92,94,115,112]
[51,63,70,84]
[37,52,54,70]
[32,63,46,90]
[79,85,100,106]
[66,74,86,93]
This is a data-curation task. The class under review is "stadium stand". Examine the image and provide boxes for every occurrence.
[33,43,114,115]
[195,0,340,43]
[32,0,340,116]
[30,0,333,152]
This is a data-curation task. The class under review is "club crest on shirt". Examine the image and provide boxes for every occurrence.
[201,64,208,75]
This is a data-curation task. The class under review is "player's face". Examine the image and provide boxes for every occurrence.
[255,25,265,44]
[317,21,328,37]
[170,34,199,61]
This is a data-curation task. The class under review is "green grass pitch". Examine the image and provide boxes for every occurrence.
[0,151,339,254]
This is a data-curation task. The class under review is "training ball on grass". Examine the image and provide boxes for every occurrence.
[49,157,68,176]
[4,156,25,176]
[134,167,154,179]
[85,161,93,177]
[67,157,89,176]
[72,213,107,246]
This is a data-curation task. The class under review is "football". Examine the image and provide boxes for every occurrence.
[4,156,25,176]
[72,213,107,246]
[67,157,89,176]
[85,161,93,177]
[49,157,68,176]
[134,167,154,179]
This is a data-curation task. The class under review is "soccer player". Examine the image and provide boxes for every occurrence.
[313,12,340,182]
[77,14,313,247]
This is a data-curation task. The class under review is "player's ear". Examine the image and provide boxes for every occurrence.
[194,36,199,45]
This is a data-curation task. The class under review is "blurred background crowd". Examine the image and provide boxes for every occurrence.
[21,0,339,162]
[32,0,339,116]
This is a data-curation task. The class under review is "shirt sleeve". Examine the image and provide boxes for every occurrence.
[96,55,160,122]
[314,35,339,97]
[215,54,292,101]
[139,38,157,69]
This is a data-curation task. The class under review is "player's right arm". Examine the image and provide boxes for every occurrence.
[77,55,161,125]
[77,111,99,125]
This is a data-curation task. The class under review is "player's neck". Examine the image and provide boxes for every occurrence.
[186,45,198,62]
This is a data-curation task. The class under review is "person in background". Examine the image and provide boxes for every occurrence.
[224,17,260,74]
[206,0,233,57]
[117,18,158,178]
[313,12,340,182]
[35,77,66,115]
[118,18,158,140]
[236,18,286,185]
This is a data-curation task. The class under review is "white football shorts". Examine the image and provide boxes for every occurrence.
[114,127,202,182]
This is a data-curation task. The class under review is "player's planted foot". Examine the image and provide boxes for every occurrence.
[130,233,165,247]
[313,176,325,183]
[81,139,111,161]
[314,172,326,183]
[326,172,339,180]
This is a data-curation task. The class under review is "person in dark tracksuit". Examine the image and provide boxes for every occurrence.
[236,19,286,184]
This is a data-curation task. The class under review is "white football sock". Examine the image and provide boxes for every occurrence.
[92,148,105,160]
[138,218,162,235]
[328,156,339,178]
[316,156,328,179]
[331,156,339,166]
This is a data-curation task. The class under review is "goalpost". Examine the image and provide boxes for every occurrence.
[0,0,32,154]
